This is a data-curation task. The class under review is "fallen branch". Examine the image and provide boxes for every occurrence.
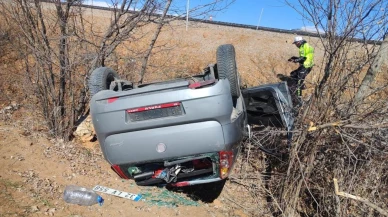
[308,120,349,131]
[342,123,388,129]
[333,178,388,216]
[307,119,388,132]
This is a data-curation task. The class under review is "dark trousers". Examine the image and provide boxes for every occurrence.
[288,66,312,105]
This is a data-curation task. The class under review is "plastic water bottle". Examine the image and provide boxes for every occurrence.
[63,185,104,206]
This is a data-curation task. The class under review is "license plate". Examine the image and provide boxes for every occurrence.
[93,185,142,201]
[127,102,182,122]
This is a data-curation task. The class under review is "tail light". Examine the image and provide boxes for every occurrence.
[96,97,118,105]
[171,181,190,187]
[188,79,216,89]
[111,165,129,179]
[107,97,118,103]
[219,151,234,179]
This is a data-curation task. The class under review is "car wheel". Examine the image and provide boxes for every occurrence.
[89,67,120,97]
[216,44,240,98]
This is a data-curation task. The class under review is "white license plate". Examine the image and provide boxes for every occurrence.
[93,185,142,201]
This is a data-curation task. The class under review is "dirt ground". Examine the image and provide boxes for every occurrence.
[0,106,269,217]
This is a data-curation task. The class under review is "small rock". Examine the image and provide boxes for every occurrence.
[48,208,56,216]
[74,115,95,138]
[44,208,56,216]
[11,101,18,108]
[30,205,39,212]
[21,130,31,136]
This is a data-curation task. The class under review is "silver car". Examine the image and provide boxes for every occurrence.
[89,44,293,187]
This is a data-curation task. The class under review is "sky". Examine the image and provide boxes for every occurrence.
[83,0,317,31]
[190,0,314,31]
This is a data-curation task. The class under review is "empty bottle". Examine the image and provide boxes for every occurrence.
[63,185,104,206]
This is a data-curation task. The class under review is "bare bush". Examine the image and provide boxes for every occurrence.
[258,0,388,216]
[0,0,234,139]
[0,0,91,139]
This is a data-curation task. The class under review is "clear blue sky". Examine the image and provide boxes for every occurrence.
[189,0,314,30]
[84,0,315,31]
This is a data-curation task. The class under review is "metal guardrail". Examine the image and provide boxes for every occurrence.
[191,18,382,45]
[38,0,382,45]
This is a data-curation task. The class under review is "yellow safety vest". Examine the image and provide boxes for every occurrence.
[299,43,314,68]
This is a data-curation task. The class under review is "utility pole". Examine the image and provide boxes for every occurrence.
[256,8,264,30]
[186,0,190,31]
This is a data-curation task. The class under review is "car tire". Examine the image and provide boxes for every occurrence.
[216,44,240,98]
[89,67,120,97]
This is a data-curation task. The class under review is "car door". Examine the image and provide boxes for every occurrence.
[241,81,294,132]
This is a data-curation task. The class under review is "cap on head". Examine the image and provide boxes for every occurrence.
[293,36,303,44]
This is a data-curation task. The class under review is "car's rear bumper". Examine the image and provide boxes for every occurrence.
[104,116,244,164]
[105,121,224,165]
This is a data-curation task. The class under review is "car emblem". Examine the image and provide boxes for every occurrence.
[156,143,166,153]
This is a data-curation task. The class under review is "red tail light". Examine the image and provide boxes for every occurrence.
[219,151,234,179]
[171,181,190,187]
[107,97,118,103]
[188,79,216,89]
[111,165,129,179]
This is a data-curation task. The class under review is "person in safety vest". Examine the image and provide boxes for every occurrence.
[288,36,314,102]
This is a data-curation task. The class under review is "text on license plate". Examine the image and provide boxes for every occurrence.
[126,102,182,122]
[93,185,142,201]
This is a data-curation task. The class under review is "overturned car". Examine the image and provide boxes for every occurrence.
[89,44,293,187]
